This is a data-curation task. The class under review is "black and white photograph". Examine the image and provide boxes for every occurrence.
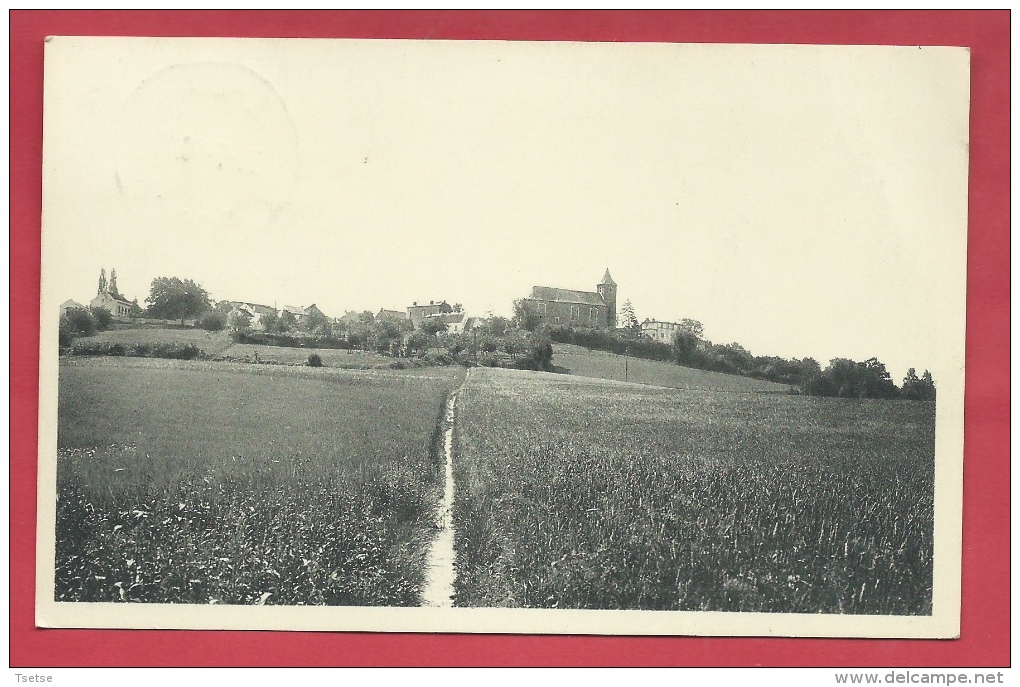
[37,37,968,637]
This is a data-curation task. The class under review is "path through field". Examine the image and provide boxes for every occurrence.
[420,375,465,606]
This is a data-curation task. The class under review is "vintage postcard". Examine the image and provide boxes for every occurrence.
[37,37,969,637]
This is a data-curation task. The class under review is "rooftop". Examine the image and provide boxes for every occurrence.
[529,286,606,307]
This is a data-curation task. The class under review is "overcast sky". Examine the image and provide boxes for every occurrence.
[42,38,970,380]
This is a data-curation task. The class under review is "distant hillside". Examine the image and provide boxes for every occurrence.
[552,343,793,394]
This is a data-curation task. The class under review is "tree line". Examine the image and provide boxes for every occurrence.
[521,298,935,401]
[64,274,935,399]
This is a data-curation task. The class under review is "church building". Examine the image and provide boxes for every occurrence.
[89,268,134,319]
[523,270,617,330]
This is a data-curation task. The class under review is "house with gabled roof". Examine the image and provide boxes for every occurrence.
[376,308,407,323]
[407,300,453,329]
[222,302,275,331]
[523,269,618,330]
[422,310,475,335]
[90,289,134,319]
[59,299,86,316]
[281,304,328,324]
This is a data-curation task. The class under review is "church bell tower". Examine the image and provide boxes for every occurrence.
[597,269,617,329]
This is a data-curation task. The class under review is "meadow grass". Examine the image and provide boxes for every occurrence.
[216,343,395,367]
[552,343,792,393]
[77,326,396,367]
[56,357,464,605]
[80,327,235,356]
[453,368,935,614]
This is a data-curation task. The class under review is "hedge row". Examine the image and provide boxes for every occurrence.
[231,331,349,350]
[69,341,202,360]
[546,325,674,362]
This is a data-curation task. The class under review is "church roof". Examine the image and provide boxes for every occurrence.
[94,291,133,307]
[529,286,606,307]
[600,269,616,286]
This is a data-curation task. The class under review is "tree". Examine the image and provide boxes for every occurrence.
[372,320,405,354]
[129,298,143,318]
[420,317,448,337]
[61,307,96,337]
[619,300,639,333]
[228,309,253,334]
[278,310,297,332]
[512,299,542,332]
[503,330,529,361]
[902,368,936,401]
[406,331,430,358]
[260,309,281,333]
[197,311,226,331]
[145,277,211,325]
[678,318,704,339]
[673,329,700,366]
[802,356,899,399]
[88,306,113,331]
[860,357,899,399]
[97,269,107,295]
[713,342,754,375]
[439,332,466,359]
[302,309,330,335]
[483,316,511,338]
[108,268,122,299]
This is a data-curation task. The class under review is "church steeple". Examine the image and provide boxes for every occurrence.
[597,269,618,329]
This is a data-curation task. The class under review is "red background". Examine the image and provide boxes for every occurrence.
[10,10,1009,667]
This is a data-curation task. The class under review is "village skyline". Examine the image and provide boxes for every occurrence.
[43,38,969,382]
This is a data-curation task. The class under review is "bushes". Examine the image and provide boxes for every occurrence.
[71,341,126,356]
[61,307,96,338]
[58,319,75,347]
[548,325,673,362]
[197,311,226,331]
[89,307,113,332]
[307,353,323,367]
[71,341,200,361]
[232,331,349,350]
[152,342,201,360]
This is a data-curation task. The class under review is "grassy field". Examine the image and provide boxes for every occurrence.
[78,327,235,356]
[453,368,935,614]
[75,326,397,368]
[552,343,792,393]
[56,357,464,605]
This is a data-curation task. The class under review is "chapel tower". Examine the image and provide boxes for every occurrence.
[597,269,617,329]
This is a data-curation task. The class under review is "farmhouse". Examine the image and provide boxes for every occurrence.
[90,289,134,319]
[89,268,135,319]
[407,300,453,329]
[641,319,682,344]
[423,311,476,335]
[59,299,86,316]
[376,309,407,323]
[281,304,328,324]
[222,301,277,331]
[523,269,617,330]
[338,311,367,327]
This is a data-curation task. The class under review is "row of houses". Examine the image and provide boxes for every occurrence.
[69,266,695,344]
[225,298,482,335]
[222,301,328,330]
